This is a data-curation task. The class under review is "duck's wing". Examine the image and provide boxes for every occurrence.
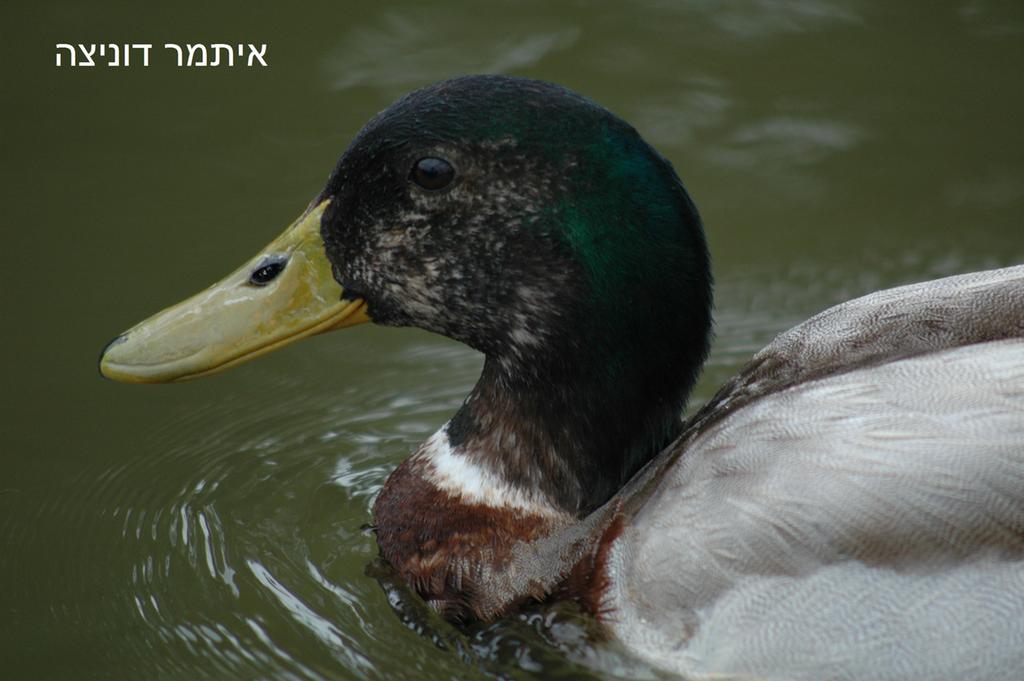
[605,265,1024,681]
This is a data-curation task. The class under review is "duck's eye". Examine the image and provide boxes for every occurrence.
[249,255,288,286]
[410,157,455,191]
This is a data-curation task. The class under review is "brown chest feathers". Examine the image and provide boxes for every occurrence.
[372,457,624,622]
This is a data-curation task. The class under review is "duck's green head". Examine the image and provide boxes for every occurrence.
[100,76,710,506]
[317,76,710,380]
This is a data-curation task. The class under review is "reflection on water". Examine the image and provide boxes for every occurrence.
[327,15,581,93]
[69,342,485,679]
[3,0,1024,679]
[639,0,865,45]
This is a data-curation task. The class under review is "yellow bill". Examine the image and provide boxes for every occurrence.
[99,199,370,383]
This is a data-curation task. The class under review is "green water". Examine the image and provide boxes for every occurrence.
[2,1,1022,679]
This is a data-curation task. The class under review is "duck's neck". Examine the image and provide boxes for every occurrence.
[373,349,697,620]
[443,356,689,515]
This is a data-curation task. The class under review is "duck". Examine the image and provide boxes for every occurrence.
[99,75,1024,680]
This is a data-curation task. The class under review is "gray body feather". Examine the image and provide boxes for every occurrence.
[605,265,1024,680]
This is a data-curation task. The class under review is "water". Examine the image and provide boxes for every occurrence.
[2,1,1022,679]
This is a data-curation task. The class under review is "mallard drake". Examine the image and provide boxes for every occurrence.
[99,75,1024,680]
